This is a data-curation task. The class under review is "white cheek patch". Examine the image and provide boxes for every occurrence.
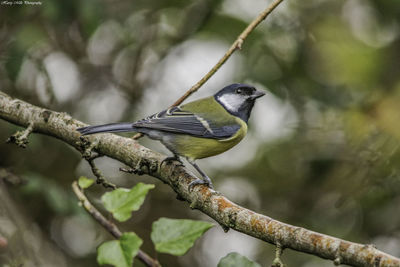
[217,93,246,113]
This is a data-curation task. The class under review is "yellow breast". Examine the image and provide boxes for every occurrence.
[173,117,247,160]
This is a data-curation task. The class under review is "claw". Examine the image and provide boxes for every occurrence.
[186,159,214,191]
[188,178,213,192]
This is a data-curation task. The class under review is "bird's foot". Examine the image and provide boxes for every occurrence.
[188,178,214,192]
[161,156,184,167]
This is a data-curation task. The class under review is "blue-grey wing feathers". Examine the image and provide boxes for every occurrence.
[133,107,240,139]
[77,107,240,139]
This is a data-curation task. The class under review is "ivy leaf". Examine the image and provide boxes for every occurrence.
[102,183,155,222]
[97,232,143,267]
[78,176,94,189]
[218,252,261,267]
[151,217,214,256]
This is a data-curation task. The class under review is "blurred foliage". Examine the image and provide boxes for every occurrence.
[1,0,400,266]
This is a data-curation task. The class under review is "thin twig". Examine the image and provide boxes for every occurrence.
[271,242,286,267]
[78,138,117,189]
[6,122,34,148]
[71,181,161,267]
[86,156,117,190]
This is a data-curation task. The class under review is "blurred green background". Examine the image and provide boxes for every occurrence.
[1,0,400,266]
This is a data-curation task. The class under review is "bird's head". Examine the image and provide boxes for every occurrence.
[214,83,265,122]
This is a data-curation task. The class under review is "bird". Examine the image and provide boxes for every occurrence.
[77,83,265,190]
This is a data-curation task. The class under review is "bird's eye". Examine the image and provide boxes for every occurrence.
[236,88,242,94]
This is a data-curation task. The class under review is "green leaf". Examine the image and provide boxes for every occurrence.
[101,183,155,222]
[218,252,261,267]
[78,176,94,189]
[97,232,143,267]
[151,218,214,256]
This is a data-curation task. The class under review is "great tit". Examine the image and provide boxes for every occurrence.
[77,83,265,190]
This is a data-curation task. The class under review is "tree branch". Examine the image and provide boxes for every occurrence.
[1,91,399,267]
[71,181,160,267]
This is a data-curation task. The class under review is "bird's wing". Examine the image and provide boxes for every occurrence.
[133,106,240,139]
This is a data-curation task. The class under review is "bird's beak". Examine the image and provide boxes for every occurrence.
[250,90,265,100]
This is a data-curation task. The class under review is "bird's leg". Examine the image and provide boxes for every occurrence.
[161,154,184,167]
[187,160,214,191]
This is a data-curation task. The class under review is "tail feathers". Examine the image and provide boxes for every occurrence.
[77,122,135,135]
